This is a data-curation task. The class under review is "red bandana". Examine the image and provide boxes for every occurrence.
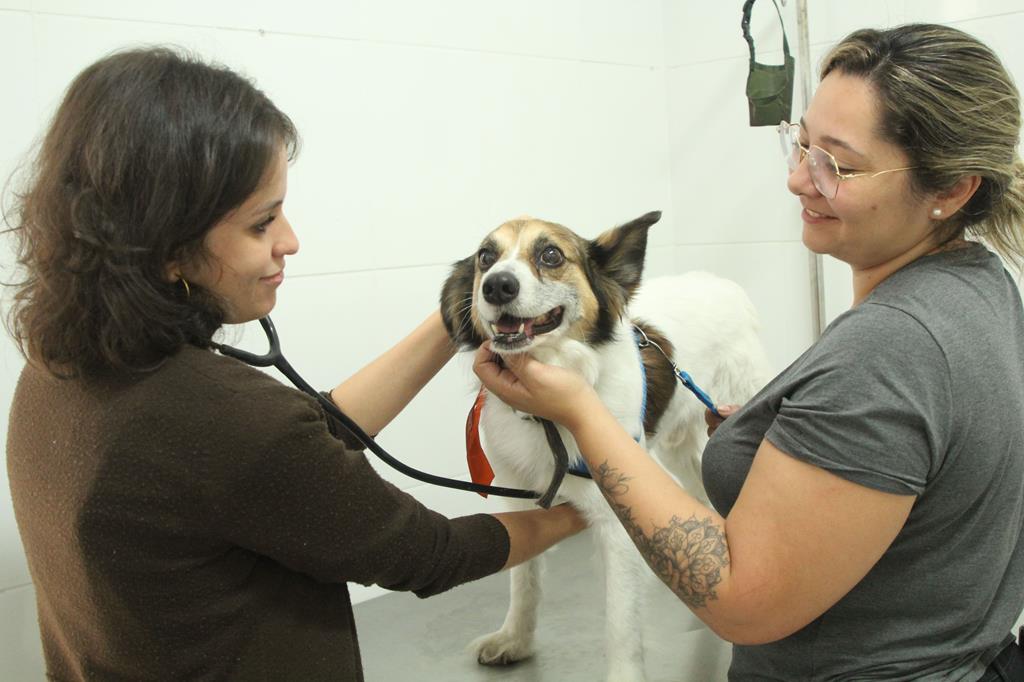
[465,387,494,496]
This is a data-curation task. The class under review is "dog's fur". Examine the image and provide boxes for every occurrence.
[440,212,771,681]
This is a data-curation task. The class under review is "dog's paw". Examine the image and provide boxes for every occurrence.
[469,629,533,666]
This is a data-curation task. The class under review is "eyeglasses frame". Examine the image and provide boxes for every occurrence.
[778,121,916,199]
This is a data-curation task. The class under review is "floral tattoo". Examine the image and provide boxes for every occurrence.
[594,461,729,608]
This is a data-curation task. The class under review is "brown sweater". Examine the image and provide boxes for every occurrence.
[7,345,510,681]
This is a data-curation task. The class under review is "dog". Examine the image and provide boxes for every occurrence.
[440,211,771,681]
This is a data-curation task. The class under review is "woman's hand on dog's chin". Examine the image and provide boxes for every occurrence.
[472,342,597,429]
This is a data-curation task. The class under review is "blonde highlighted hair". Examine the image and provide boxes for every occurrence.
[822,23,1024,274]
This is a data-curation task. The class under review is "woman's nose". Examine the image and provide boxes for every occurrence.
[786,155,820,198]
[275,216,300,257]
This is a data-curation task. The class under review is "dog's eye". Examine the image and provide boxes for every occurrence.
[478,249,497,270]
[539,246,564,268]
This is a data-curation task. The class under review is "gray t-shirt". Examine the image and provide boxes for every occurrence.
[702,244,1024,681]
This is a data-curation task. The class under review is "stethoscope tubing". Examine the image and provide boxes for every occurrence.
[217,317,542,501]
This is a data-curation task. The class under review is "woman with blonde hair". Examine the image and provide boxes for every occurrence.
[476,23,1024,680]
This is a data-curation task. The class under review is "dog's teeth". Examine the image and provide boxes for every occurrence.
[518,322,525,334]
[490,323,498,336]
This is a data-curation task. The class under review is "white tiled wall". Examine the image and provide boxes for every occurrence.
[2,1,1023,678]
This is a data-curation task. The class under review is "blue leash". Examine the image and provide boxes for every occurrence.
[633,325,721,418]
[566,326,718,478]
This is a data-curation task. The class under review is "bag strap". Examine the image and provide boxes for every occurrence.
[741,0,790,63]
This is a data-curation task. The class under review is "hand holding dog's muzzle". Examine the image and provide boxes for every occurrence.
[472,343,594,430]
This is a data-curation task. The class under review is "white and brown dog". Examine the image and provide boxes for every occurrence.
[440,211,771,681]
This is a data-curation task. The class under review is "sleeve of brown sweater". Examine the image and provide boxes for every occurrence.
[318,390,369,451]
[186,351,510,598]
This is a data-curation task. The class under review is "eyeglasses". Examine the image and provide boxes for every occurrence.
[777,121,915,199]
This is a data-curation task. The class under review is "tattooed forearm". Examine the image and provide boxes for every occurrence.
[594,461,730,609]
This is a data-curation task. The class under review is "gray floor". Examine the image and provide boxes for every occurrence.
[354,530,732,681]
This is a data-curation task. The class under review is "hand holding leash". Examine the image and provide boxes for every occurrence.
[705,403,740,437]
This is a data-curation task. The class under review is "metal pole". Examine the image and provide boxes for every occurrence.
[796,0,826,339]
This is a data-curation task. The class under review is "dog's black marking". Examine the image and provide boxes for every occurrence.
[583,210,660,345]
[440,254,483,348]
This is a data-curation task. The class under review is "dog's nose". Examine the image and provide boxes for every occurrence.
[482,271,520,305]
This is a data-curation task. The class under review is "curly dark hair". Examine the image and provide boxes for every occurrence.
[4,46,298,377]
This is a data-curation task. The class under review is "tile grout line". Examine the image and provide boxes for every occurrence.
[2,8,660,70]
[0,581,32,595]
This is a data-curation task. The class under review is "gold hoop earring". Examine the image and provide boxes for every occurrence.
[177,276,191,298]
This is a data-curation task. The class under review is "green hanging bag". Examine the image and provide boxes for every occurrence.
[741,0,795,126]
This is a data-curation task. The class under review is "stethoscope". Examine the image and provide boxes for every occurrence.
[215,316,547,503]
[215,316,721,509]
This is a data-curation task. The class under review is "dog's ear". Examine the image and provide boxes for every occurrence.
[588,210,660,298]
[440,254,484,348]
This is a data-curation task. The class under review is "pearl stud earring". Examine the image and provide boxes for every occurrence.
[932,208,942,217]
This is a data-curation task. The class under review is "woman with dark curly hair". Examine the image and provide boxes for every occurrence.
[5,47,584,681]
[476,23,1024,681]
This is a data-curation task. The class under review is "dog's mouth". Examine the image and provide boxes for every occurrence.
[487,306,564,350]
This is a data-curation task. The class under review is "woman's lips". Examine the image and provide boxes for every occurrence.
[261,271,284,285]
[802,206,837,223]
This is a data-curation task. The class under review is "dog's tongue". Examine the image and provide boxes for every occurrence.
[496,316,534,336]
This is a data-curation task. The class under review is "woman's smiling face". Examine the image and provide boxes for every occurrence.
[173,148,299,324]
[787,71,938,272]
